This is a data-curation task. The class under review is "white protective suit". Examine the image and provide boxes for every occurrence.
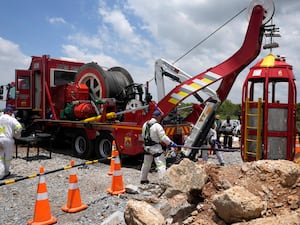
[140,117,174,182]
[0,113,22,179]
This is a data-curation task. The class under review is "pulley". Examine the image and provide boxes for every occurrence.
[247,0,275,25]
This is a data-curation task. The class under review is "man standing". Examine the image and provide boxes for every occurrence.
[0,106,22,179]
[221,115,234,148]
[201,123,225,166]
[215,115,222,147]
[140,109,177,184]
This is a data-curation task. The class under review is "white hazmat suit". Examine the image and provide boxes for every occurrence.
[0,110,22,179]
[140,114,175,184]
[202,127,224,166]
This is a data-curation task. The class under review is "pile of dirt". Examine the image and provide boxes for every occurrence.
[124,159,300,225]
[198,161,300,223]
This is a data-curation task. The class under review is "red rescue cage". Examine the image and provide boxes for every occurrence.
[241,54,297,161]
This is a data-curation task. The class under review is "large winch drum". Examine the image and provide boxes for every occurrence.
[75,62,134,100]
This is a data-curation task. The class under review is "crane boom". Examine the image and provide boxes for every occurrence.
[157,5,265,115]
[154,4,269,158]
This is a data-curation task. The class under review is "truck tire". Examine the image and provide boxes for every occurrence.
[75,63,134,100]
[72,131,94,159]
[95,133,113,159]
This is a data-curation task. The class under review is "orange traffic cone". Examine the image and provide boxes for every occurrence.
[108,140,119,175]
[61,160,88,213]
[106,153,125,195]
[294,134,300,164]
[295,134,300,154]
[28,167,57,225]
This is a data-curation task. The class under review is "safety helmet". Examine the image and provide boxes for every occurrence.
[153,110,162,117]
[4,105,13,113]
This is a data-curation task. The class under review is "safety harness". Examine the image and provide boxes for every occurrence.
[144,121,158,146]
[144,121,163,157]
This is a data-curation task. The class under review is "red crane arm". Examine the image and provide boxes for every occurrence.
[157,5,265,116]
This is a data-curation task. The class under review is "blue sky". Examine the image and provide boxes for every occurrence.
[1,0,300,108]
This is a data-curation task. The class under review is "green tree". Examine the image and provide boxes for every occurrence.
[217,99,241,119]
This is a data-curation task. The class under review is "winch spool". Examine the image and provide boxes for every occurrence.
[75,62,134,100]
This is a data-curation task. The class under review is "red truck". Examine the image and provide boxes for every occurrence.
[1,1,272,160]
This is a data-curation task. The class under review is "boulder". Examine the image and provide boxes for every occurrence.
[124,199,165,225]
[161,158,208,197]
[232,210,300,225]
[243,160,300,187]
[212,186,264,223]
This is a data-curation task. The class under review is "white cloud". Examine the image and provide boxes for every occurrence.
[48,17,67,24]
[99,8,135,41]
[62,44,120,68]
[0,37,30,83]
[0,37,30,108]
[67,33,103,50]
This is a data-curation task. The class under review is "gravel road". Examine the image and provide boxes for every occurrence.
[0,142,242,225]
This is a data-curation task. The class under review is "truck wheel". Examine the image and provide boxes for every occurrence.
[72,131,94,159]
[95,133,113,159]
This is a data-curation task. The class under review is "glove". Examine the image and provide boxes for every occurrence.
[170,142,177,148]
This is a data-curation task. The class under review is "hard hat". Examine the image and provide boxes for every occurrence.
[153,110,162,117]
[4,105,13,113]
[216,115,220,119]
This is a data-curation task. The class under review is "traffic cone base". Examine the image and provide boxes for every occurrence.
[28,216,57,225]
[106,187,125,195]
[61,203,88,213]
[61,160,88,213]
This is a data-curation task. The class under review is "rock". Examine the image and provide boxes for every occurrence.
[125,184,140,194]
[287,194,300,210]
[190,218,219,225]
[251,160,300,187]
[155,193,195,223]
[212,186,264,223]
[124,199,165,225]
[100,211,124,225]
[232,210,300,225]
[161,158,208,197]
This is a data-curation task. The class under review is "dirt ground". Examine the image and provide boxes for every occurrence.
[193,162,300,223]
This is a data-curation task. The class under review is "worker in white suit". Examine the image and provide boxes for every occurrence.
[201,123,225,166]
[0,106,22,180]
[140,109,177,184]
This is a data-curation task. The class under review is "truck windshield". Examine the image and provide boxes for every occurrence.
[7,85,15,100]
